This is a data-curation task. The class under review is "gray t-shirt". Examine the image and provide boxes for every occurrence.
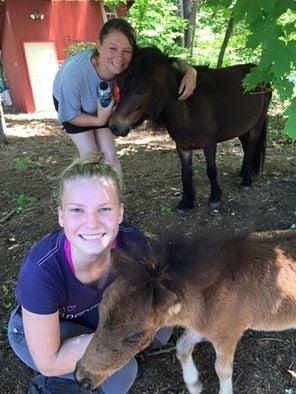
[53,49,114,123]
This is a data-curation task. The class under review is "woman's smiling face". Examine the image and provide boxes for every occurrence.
[97,31,133,80]
[58,176,123,259]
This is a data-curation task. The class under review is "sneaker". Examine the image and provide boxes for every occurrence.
[27,374,103,394]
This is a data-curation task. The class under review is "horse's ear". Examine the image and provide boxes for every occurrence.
[153,285,181,317]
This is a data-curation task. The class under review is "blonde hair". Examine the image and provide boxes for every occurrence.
[59,153,122,204]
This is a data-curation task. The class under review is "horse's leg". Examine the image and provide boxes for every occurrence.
[176,329,205,394]
[240,127,260,189]
[176,145,195,212]
[213,338,238,394]
[240,114,267,189]
[204,143,221,210]
[238,133,249,178]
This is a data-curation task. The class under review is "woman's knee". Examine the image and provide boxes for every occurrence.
[7,306,38,371]
[100,357,138,394]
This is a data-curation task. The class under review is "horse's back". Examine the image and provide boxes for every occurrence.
[187,63,271,142]
[250,230,296,331]
[196,63,255,89]
[203,229,296,332]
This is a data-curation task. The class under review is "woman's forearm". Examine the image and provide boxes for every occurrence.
[38,333,94,376]
[69,113,107,128]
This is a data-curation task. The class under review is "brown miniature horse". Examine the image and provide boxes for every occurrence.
[75,229,296,393]
[109,47,272,212]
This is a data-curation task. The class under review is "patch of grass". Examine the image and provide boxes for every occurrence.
[2,191,38,213]
[160,206,174,215]
[10,157,36,170]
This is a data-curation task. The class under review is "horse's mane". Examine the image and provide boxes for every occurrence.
[118,46,175,96]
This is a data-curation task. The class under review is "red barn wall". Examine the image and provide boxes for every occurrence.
[1,0,105,112]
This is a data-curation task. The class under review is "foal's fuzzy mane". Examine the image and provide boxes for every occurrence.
[112,228,250,295]
[112,228,296,299]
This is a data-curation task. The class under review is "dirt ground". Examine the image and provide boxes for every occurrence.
[0,110,295,394]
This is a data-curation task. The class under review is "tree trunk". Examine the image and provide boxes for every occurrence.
[217,17,234,68]
[189,0,199,57]
[183,0,201,52]
[0,102,8,145]
[176,0,185,47]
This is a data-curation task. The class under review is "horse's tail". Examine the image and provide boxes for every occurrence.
[252,116,267,175]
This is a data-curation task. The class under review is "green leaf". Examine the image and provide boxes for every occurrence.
[245,3,263,25]
[284,98,296,139]
[232,0,249,22]
[275,0,296,17]
[275,78,294,99]
[271,58,292,79]
[160,206,174,215]
[259,0,276,14]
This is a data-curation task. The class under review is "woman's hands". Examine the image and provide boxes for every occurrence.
[178,66,197,101]
[97,98,115,125]
[70,98,116,128]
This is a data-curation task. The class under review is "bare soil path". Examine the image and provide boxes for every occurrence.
[0,113,295,393]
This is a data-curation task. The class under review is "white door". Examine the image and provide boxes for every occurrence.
[24,42,58,112]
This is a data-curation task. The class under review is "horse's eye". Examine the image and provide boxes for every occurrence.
[122,331,145,346]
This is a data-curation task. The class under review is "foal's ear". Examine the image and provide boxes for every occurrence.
[153,285,181,317]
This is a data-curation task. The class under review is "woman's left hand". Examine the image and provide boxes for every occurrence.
[178,66,197,101]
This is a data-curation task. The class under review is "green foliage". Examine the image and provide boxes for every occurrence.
[101,0,125,11]
[128,0,188,57]
[284,97,296,139]
[192,6,258,66]
[64,42,96,58]
[206,0,296,139]
[160,206,174,215]
[2,191,37,213]
[64,0,188,58]
[10,157,35,170]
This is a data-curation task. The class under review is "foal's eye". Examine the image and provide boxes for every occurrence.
[122,331,145,346]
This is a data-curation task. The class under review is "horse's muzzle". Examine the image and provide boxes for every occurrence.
[110,124,131,137]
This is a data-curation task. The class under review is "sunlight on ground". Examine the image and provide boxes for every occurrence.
[4,113,177,152]
[4,111,58,137]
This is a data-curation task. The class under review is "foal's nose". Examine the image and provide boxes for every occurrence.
[74,368,94,391]
[79,377,94,391]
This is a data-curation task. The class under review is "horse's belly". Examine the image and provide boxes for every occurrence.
[170,132,209,150]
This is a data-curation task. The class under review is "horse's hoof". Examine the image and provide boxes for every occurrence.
[176,201,194,214]
[242,185,251,191]
[208,201,221,212]
[176,207,192,215]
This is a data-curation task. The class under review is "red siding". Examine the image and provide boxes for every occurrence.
[1,0,105,112]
